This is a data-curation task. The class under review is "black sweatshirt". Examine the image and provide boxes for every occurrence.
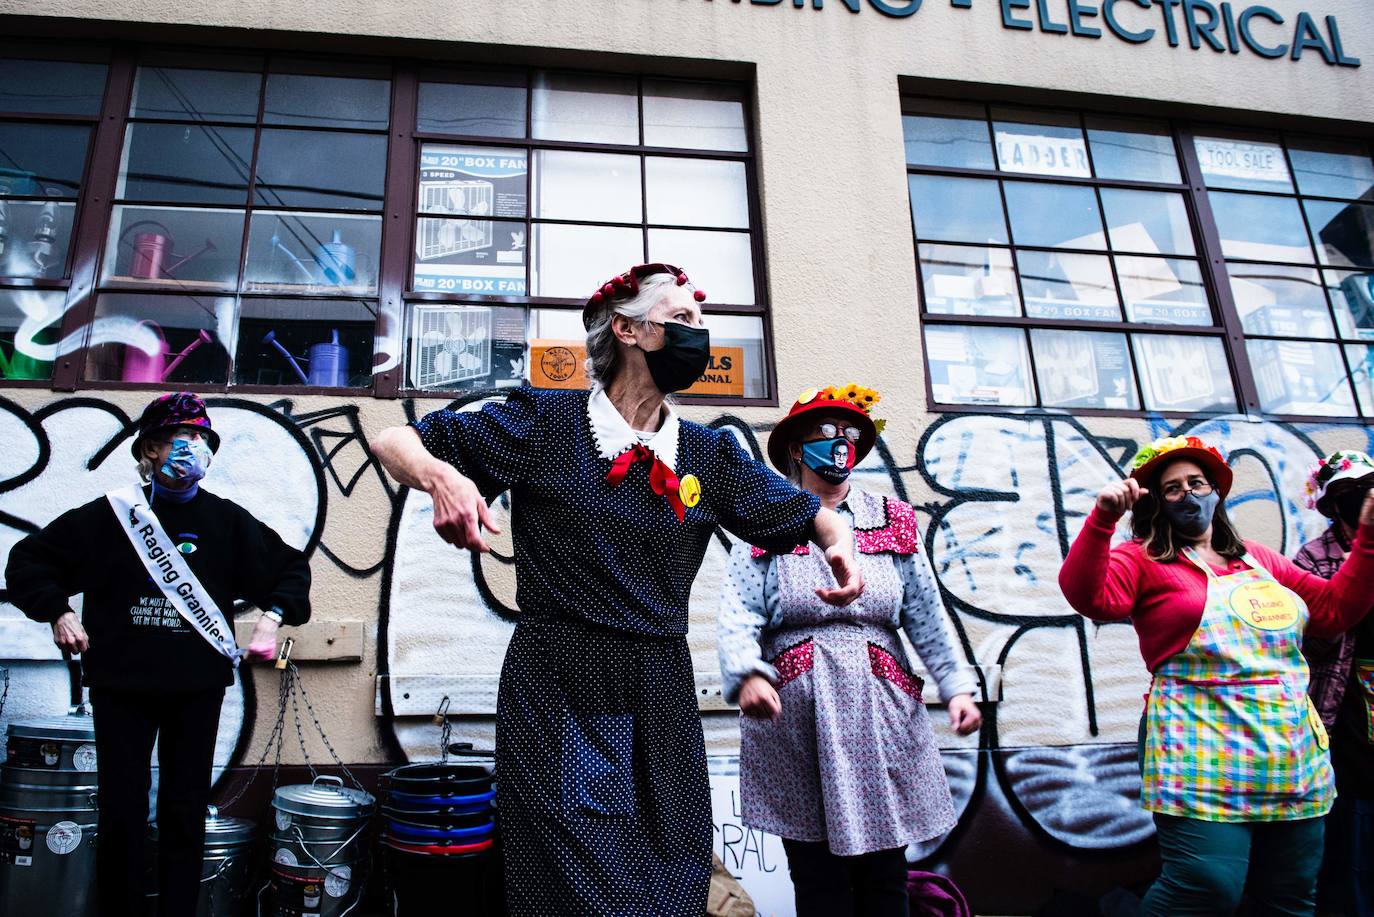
[5,485,311,692]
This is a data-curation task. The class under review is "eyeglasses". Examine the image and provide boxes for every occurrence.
[811,423,863,443]
[1160,480,1214,503]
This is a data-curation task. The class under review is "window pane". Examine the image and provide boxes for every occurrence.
[117,122,255,204]
[1246,338,1356,417]
[531,72,637,145]
[0,59,107,115]
[243,211,381,295]
[234,298,375,387]
[908,175,1007,244]
[419,145,527,218]
[1289,139,1374,200]
[1018,250,1122,321]
[0,288,66,380]
[1004,181,1106,249]
[1117,256,1212,326]
[82,293,234,384]
[414,218,527,295]
[418,77,527,137]
[532,150,641,223]
[645,158,748,229]
[0,199,76,279]
[1100,188,1195,256]
[254,129,386,211]
[902,99,993,170]
[917,243,1019,317]
[1345,344,1374,415]
[924,324,1033,406]
[1305,199,1374,269]
[648,229,754,305]
[130,67,261,123]
[1193,132,1292,192]
[1132,334,1235,412]
[1208,191,1313,263]
[1327,269,1374,341]
[101,205,244,290]
[530,223,641,298]
[1085,117,1180,183]
[1031,329,1139,410]
[694,313,766,398]
[407,303,528,391]
[992,108,1089,178]
[264,73,390,130]
[1228,263,1334,338]
[642,80,747,152]
[0,122,92,196]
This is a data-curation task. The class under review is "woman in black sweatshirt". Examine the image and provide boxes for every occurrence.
[4,391,311,917]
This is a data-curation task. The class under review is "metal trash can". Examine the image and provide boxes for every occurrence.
[147,806,257,917]
[0,713,100,917]
[266,776,374,916]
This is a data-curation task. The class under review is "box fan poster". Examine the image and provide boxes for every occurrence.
[415,145,528,294]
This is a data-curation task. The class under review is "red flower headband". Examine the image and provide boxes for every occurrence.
[581,262,707,329]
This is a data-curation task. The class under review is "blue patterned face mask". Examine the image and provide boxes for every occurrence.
[800,437,854,485]
[160,438,212,485]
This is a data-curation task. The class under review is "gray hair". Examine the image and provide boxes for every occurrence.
[584,272,681,387]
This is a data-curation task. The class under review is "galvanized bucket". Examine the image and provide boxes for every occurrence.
[266,776,373,916]
[147,806,257,917]
[0,713,100,917]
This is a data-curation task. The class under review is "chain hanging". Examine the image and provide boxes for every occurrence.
[219,656,360,809]
[0,666,9,722]
[434,695,452,764]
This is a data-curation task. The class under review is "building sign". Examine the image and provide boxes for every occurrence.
[1193,138,1290,185]
[529,339,747,396]
[993,131,1090,177]
[700,0,1360,67]
[414,146,528,294]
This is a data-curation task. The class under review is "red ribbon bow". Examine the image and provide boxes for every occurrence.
[605,443,686,522]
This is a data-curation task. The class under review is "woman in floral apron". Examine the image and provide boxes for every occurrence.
[718,384,981,917]
[1059,435,1374,916]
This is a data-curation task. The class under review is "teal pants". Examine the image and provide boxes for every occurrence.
[1142,813,1325,916]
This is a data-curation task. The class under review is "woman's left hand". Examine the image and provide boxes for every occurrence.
[1359,488,1374,528]
[817,545,865,606]
[246,616,280,662]
[947,695,981,736]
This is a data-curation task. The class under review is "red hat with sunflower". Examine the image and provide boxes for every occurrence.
[1128,434,1233,497]
[767,383,884,473]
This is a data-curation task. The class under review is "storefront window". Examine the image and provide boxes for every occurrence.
[905,98,1374,419]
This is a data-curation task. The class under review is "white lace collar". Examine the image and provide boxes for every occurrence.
[587,386,680,470]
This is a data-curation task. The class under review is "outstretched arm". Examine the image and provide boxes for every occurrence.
[373,424,501,554]
[812,507,864,606]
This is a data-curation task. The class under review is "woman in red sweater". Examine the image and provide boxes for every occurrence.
[1059,435,1374,916]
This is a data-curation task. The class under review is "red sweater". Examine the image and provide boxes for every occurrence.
[1059,505,1374,673]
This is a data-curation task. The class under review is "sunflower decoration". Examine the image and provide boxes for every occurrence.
[807,383,886,434]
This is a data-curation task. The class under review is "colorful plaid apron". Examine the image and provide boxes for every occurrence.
[1141,548,1334,822]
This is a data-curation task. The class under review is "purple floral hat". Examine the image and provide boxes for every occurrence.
[129,392,220,458]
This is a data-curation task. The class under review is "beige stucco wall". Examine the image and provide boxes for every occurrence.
[1,0,1372,851]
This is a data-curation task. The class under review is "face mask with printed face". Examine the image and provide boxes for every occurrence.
[1162,489,1220,537]
[640,321,711,394]
[160,438,212,485]
[800,436,854,485]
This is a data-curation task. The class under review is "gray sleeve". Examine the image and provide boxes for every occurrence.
[717,541,781,704]
[897,550,978,702]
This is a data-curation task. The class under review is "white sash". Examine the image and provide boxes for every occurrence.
[107,485,244,666]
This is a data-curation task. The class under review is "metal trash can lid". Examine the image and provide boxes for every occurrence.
[6,714,97,743]
[273,776,375,819]
[150,806,256,843]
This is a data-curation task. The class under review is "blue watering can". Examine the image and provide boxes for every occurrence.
[263,329,350,388]
[271,229,357,287]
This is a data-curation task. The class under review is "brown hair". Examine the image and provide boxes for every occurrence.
[1129,478,1246,563]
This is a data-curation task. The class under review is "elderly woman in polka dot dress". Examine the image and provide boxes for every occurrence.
[717,385,981,917]
[372,263,864,917]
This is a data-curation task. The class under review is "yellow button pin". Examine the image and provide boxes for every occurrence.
[796,387,819,405]
[679,473,702,509]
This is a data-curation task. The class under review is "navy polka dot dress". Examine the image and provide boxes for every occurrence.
[411,386,819,916]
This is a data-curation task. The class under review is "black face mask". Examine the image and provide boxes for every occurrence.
[640,321,710,394]
[1335,489,1368,529]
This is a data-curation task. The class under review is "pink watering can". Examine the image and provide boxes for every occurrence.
[121,321,213,383]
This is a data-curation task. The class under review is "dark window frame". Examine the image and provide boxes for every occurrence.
[0,45,775,406]
[903,96,1374,424]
